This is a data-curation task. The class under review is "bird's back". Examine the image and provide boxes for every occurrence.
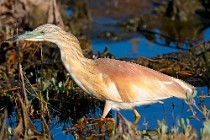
[95,58,194,103]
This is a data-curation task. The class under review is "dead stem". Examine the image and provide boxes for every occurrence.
[0,109,8,140]
[19,64,29,108]
[192,100,209,120]
[15,23,29,108]
[13,95,40,140]
[185,97,210,121]
[185,98,200,121]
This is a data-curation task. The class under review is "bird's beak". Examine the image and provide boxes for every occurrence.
[4,32,42,42]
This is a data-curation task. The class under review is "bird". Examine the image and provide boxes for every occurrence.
[5,24,195,124]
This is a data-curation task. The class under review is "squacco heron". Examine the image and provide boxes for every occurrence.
[5,24,195,123]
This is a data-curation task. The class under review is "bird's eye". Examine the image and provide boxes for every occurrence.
[40,31,44,34]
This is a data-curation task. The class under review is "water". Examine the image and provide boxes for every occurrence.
[204,28,210,41]
[91,36,181,58]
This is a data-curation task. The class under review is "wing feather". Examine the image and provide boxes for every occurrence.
[96,58,194,103]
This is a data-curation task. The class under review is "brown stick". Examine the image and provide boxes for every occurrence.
[0,109,8,140]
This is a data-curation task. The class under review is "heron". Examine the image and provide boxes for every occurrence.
[5,24,195,124]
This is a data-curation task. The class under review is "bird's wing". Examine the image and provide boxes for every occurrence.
[96,58,194,103]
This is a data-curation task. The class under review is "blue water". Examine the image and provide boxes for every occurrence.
[91,36,181,58]
[127,86,208,131]
[204,28,210,41]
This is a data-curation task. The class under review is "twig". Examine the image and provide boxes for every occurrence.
[23,74,62,114]
[19,64,29,108]
[16,22,29,107]
[192,100,209,120]
[198,96,210,98]
[0,84,38,93]
[185,99,200,121]
[0,109,8,140]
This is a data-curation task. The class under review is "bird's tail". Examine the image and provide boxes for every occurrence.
[172,78,196,99]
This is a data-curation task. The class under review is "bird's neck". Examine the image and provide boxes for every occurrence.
[56,34,98,95]
[56,34,95,73]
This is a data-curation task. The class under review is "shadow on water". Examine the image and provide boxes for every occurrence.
[1,0,210,139]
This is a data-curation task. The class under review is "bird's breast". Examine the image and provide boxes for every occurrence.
[70,73,92,94]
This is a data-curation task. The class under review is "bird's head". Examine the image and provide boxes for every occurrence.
[5,24,67,43]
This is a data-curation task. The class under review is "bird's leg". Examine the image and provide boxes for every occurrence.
[133,109,141,125]
[101,100,113,119]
